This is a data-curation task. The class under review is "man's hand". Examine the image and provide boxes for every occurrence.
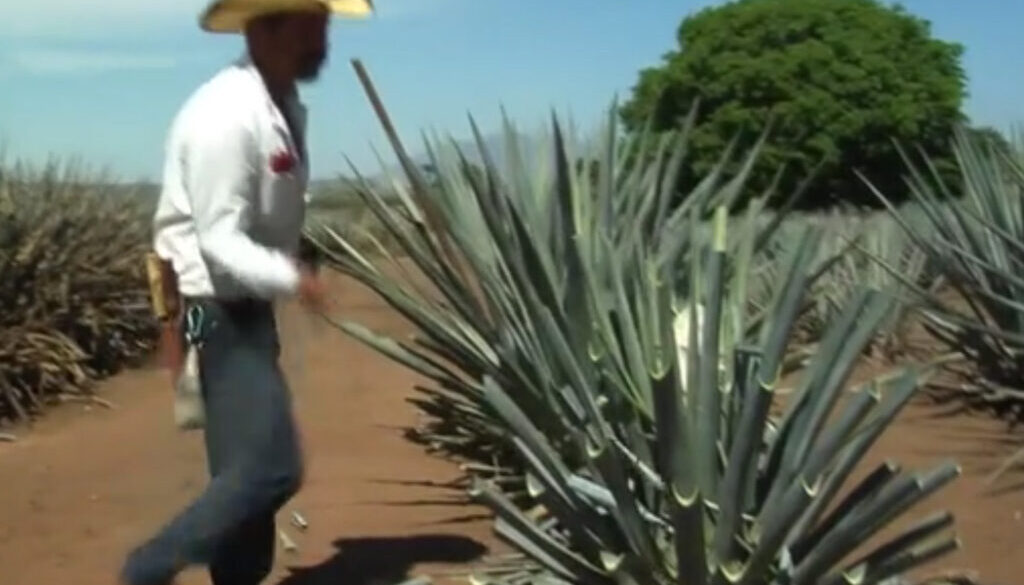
[296,266,331,313]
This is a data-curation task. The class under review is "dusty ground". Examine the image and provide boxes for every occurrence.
[0,275,1022,584]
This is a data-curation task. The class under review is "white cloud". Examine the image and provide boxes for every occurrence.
[6,49,180,75]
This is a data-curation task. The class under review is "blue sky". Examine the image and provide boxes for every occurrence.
[0,0,1019,181]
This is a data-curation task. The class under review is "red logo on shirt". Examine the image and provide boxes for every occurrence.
[270,150,296,174]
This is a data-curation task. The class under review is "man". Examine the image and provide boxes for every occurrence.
[122,1,371,584]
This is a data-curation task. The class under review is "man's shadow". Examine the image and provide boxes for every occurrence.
[275,534,488,585]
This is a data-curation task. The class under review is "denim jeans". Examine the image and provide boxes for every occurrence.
[122,299,304,585]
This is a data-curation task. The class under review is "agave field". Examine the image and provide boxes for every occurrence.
[0,158,158,427]
[303,66,1024,585]
[2,64,1023,585]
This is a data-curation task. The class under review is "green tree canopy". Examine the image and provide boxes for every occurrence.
[620,0,967,208]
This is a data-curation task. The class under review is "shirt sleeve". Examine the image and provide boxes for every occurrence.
[184,111,301,298]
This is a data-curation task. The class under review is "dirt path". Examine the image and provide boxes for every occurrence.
[0,275,1022,584]
[0,276,499,585]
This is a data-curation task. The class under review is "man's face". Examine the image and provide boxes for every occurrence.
[273,11,330,82]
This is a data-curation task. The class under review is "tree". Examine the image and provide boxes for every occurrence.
[620,0,967,208]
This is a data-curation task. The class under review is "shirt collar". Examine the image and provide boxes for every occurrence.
[235,52,305,111]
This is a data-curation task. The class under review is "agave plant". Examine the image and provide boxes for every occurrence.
[465,220,960,585]
[309,60,964,585]
[308,68,794,473]
[865,126,1024,482]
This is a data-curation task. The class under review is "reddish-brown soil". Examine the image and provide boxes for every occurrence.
[0,274,1022,585]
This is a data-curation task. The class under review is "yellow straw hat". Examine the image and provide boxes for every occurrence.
[199,0,373,33]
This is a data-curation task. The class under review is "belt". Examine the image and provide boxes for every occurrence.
[183,296,272,316]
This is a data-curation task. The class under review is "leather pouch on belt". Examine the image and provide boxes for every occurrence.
[146,253,184,377]
[146,253,203,431]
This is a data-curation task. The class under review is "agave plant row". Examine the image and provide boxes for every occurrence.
[0,158,158,426]
[865,128,1024,482]
[307,61,966,585]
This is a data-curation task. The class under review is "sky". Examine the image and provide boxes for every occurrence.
[0,0,1020,182]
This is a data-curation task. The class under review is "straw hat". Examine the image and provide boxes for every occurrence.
[200,0,373,33]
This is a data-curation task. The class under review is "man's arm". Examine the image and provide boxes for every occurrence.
[185,112,301,298]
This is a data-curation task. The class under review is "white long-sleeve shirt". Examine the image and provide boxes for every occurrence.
[153,55,309,300]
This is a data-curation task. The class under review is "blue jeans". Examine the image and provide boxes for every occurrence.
[122,299,304,585]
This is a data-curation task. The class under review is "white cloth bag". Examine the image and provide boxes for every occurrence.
[174,305,207,431]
